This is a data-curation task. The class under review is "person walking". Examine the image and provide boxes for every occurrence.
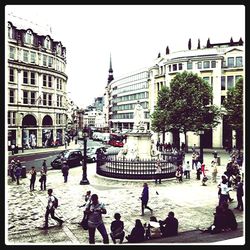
[29,166,37,191]
[155,159,162,184]
[201,163,208,186]
[110,213,125,244]
[218,176,231,206]
[183,161,191,179]
[61,161,69,183]
[40,165,47,191]
[234,175,244,211]
[159,211,179,237]
[140,183,153,216]
[42,160,48,172]
[196,160,202,180]
[79,190,92,228]
[85,194,109,244]
[14,162,22,185]
[43,189,64,229]
[10,160,16,182]
[211,160,218,183]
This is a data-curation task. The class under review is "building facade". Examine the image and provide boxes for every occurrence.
[149,38,244,149]
[7,19,68,149]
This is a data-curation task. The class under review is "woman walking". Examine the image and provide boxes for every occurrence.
[140,183,153,216]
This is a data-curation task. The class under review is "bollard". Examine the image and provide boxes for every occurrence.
[21,166,26,178]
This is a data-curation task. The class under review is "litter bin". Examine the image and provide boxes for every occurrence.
[21,166,27,178]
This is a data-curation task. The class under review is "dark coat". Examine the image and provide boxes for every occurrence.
[62,164,69,176]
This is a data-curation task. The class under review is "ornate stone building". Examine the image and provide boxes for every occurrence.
[7,18,68,149]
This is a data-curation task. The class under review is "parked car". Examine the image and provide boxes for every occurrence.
[86,146,107,163]
[51,149,83,169]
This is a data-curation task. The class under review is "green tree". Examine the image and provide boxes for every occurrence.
[223,77,243,149]
[151,71,221,148]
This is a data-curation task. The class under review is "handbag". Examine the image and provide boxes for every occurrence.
[39,177,42,182]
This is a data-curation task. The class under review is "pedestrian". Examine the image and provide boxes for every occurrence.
[42,160,48,173]
[201,163,208,186]
[43,188,64,229]
[175,166,182,183]
[155,159,162,184]
[9,160,16,182]
[14,162,22,185]
[159,211,179,237]
[183,161,191,179]
[85,194,109,244]
[196,160,202,180]
[79,190,92,228]
[218,176,231,206]
[211,160,218,183]
[125,219,145,243]
[40,165,47,191]
[110,213,125,244]
[29,166,37,191]
[234,176,244,211]
[140,183,153,216]
[61,161,69,183]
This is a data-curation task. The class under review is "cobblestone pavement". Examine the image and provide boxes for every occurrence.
[6,149,244,245]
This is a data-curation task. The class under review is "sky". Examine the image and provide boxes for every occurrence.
[5,4,245,108]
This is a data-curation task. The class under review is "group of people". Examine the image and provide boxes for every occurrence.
[9,159,22,185]
[156,141,186,153]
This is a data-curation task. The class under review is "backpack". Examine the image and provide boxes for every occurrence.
[53,196,59,208]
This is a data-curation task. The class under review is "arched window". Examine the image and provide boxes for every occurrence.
[45,36,51,50]
[22,114,37,126]
[42,115,53,126]
[25,30,33,45]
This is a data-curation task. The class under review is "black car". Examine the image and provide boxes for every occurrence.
[51,149,83,169]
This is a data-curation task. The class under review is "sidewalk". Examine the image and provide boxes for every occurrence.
[6,149,244,245]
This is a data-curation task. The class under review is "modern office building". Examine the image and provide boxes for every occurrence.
[7,16,68,149]
[148,38,244,149]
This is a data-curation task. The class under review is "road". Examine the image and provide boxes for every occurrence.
[8,139,120,172]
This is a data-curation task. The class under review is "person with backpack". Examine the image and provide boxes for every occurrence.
[43,188,64,229]
[14,162,22,185]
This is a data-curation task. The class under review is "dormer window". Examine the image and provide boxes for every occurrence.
[8,23,13,39]
[25,30,33,45]
[57,43,62,55]
[45,36,51,50]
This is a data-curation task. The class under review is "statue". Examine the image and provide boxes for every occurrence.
[150,140,160,159]
[133,101,146,132]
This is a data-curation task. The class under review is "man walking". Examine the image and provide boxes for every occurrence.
[14,162,22,185]
[61,161,69,183]
[43,189,64,229]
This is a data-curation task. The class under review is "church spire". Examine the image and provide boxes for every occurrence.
[108,53,114,84]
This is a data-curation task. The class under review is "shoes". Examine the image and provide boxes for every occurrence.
[59,220,64,226]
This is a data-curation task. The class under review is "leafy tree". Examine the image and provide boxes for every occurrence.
[151,71,221,148]
[223,77,243,148]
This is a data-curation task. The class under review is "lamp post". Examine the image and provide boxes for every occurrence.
[80,126,90,185]
[198,130,204,163]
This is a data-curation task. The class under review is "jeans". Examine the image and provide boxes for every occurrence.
[45,207,63,227]
[30,178,36,190]
[40,176,46,190]
[88,223,109,244]
[64,175,68,183]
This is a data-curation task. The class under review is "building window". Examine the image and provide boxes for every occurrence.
[43,74,47,86]
[227,57,234,67]
[23,71,28,84]
[30,72,36,85]
[43,93,47,105]
[43,55,47,66]
[197,62,202,69]
[23,91,28,104]
[57,95,62,107]
[227,76,234,89]
[23,50,29,62]
[236,56,243,67]
[9,46,16,59]
[30,52,36,63]
[45,37,51,49]
[31,92,36,104]
[221,76,225,90]
[203,77,209,83]
[48,94,52,106]
[9,68,14,82]
[8,24,13,39]
[178,63,182,70]
[25,30,33,44]
[48,56,53,67]
[211,61,216,68]
[187,61,192,70]
[168,65,171,72]
[8,112,16,125]
[9,89,15,103]
[203,61,210,69]
[48,76,52,87]
[221,96,225,106]
[173,64,177,71]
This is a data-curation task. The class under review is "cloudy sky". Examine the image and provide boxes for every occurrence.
[6,4,245,108]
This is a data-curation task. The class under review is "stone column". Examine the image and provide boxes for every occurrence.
[37,127,43,147]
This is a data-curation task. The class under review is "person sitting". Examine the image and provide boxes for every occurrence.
[204,205,226,234]
[159,211,178,237]
[110,213,125,244]
[221,202,238,231]
[145,216,161,240]
[126,219,145,243]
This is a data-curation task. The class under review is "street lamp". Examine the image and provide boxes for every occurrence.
[80,126,90,185]
[198,130,204,163]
